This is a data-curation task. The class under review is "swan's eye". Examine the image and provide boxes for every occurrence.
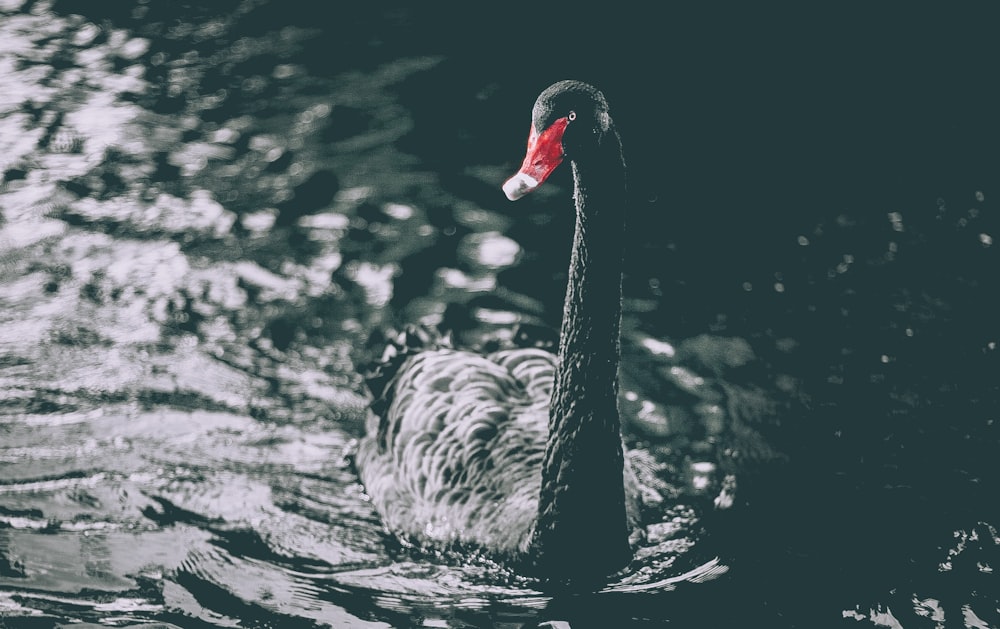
[567,111,576,121]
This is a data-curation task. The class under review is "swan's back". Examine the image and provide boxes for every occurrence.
[356,343,557,554]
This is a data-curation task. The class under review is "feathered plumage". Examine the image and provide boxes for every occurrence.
[356,330,558,554]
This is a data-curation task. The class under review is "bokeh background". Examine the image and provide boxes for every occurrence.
[1,2,998,627]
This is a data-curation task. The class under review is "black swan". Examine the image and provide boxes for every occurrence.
[356,81,635,584]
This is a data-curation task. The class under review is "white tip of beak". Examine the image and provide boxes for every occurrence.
[502,173,539,201]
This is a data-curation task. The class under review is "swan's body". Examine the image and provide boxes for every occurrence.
[357,344,556,553]
[356,81,632,583]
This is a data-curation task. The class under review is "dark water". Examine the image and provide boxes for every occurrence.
[1,2,998,627]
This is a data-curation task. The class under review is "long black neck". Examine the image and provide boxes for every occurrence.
[528,126,630,584]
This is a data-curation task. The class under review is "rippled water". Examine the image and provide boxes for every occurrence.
[2,2,998,627]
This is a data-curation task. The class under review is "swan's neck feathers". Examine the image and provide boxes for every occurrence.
[528,127,630,581]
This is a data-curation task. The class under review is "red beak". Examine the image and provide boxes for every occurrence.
[502,116,570,201]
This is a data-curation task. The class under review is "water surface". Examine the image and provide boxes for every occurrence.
[1,2,998,627]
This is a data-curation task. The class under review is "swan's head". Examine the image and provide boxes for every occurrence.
[503,80,613,201]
